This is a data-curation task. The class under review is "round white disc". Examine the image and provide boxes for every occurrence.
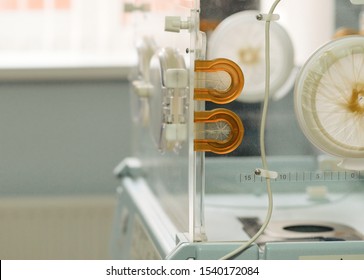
[295,36,364,158]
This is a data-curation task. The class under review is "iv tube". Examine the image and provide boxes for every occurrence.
[219,0,280,260]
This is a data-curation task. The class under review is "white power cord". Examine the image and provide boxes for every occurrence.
[220,0,281,260]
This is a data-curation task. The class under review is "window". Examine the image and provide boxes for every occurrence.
[0,0,132,68]
[0,0,194,70]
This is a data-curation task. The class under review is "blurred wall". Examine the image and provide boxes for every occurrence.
[0,79,131,196]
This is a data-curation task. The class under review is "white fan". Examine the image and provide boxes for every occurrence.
[294,36,364,170]
[208,10,295,103]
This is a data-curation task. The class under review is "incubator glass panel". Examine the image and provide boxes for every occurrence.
[127,0,194,236]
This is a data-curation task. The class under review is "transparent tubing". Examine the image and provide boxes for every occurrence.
[220,0,280,260]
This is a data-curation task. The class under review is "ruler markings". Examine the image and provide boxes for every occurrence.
[239,170,364,183]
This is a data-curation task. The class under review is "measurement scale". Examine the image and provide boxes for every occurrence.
[239,170,364,183]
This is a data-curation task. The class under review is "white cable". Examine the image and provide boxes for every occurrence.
[219,0,281,260]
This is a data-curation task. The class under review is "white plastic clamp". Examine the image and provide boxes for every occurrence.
[255,168,278,179]
[256,13,280,22]
[165,16,191,33]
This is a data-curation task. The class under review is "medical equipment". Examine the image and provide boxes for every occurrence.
[111,0,364,260]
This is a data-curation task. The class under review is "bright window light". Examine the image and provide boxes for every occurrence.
[0,0,132,67]
[0,0,193,68]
